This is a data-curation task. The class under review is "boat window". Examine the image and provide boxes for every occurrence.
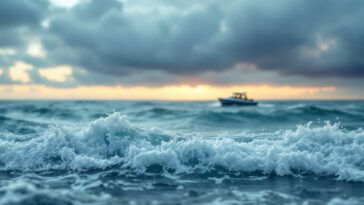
[232,92,249,100]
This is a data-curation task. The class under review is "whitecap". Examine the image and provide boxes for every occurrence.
[1,112,364,182]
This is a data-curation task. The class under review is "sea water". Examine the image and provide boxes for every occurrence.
[0,100,364,205]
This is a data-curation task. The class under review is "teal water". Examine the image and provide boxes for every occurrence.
[0,100,364,205]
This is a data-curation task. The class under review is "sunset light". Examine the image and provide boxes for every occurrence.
[1,1,364,204]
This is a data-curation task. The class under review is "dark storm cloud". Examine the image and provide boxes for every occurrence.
[0,0,48,28]
[0,0,50,85]
[1,0,364,87]
[45,0,225,75]
[0,0,48,47]
[41,0,364,78]
[221,0,364,77]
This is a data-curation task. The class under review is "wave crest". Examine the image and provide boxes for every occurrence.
[0,113,364,182]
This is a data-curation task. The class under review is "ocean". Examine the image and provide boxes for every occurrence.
[0,100,364,205]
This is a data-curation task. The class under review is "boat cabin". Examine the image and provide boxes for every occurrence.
[232,92,248,100]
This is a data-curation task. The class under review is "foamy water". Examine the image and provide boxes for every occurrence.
[0,100,364,204]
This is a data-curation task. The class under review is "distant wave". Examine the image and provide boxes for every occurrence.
[133,104,364,124]
[189,106,364,127]
[130,107,190,118]
[0,115,47,135]
[289,105,358,116]
[1,103,364,126]
[1,112,364,182]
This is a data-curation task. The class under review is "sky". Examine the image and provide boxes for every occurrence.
[1,0,364,100]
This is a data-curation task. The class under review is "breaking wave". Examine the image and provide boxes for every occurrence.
[0,113,364,182]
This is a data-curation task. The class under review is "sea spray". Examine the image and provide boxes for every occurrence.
[1,112,364,182]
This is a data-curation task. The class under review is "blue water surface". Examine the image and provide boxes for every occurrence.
[0,100,364,205]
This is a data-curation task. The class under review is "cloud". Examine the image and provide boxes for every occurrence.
[9,61,33,83]
[1,0,364,88]
[40,0,364,80]
[49,0,79,8]
[38,65,72,82]
[27,43,47,58]
[0,48,16,56]
[0,0,48,27]
[0,0,48,47]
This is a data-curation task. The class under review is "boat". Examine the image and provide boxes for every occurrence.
[218,92,258,106]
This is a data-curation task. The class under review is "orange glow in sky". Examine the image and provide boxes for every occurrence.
[0,84,339,100]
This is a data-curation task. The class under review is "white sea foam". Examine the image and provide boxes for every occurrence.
[1,112,364,182]
[326,197,364,205]
[0,179,111,205]
[206,190,298,205]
